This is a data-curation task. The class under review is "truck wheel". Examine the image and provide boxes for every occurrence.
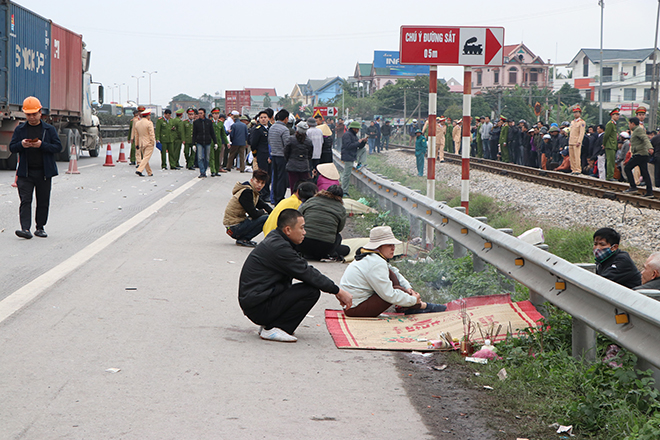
[57,128,74,162]
[5,152,17,170]
[89,144,100,157]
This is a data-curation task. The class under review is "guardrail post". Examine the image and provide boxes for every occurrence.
[453,207,468,258]
[472,216,488,272]
[573,263,598,363]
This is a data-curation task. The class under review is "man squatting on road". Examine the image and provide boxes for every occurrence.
[238,209,353,342]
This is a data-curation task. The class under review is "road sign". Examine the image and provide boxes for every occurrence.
[399,26,504,66]
[313,106,338,117]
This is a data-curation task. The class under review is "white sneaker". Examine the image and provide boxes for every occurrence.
[260,327,297,342]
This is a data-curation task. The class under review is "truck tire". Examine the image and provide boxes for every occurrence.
[5,152,18,170]
[57,128,72,161]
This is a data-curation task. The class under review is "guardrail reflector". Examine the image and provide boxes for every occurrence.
[484,242,492,249]
[386,188,390,192]
[461,228,468,234]
[403,197,408,201]
[426,210,431,215]
[615,309,629,325]
[442,218,449,224]
[515,258,524,266]
[555,281,566,291]
[393,192,398,196]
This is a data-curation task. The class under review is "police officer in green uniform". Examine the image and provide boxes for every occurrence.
[182,108,196,170]
[475,117,483,158]
[127,109,140,165]
[156,109,177,169]
[445,117,454,153]
[499,116,510,162]
[603,108,621,181]
[209,108,230,176]
[170,108,185,169]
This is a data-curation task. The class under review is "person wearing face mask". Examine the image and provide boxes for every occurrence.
[593,228,641,289]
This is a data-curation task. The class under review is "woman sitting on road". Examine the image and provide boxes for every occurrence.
[340,226,447,317]
[297,184,350,261]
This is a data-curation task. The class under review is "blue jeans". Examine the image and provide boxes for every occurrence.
[228,215,268,241]
[368,138,376,154]
[197,143,211,175]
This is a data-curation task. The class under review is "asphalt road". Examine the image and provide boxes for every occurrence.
[0,146,433,439]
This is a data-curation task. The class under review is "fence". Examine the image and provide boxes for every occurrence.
[334,154,660,375]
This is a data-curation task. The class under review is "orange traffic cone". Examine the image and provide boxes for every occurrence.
[117,142,128,163]
[11,155,18,187]
[103,143,115,167]
[65,144,80,174]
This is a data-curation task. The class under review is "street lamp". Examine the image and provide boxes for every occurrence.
[119,83,125,105]
[132,75,144,105]
[111,83,118,103]
[143,70,157,105]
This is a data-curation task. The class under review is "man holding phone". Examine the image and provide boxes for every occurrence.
[9,96,63,239]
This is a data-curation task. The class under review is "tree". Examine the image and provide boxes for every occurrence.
[556,83,582,107]
[171,93,196,102]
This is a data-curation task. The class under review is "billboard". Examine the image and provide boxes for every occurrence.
[373,50,429,76]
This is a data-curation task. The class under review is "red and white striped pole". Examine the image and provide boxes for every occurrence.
[461,67,472,214]
[426,66,437,246]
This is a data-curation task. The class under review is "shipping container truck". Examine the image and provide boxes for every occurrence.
[225,90,251,115]
[0,0,104,170]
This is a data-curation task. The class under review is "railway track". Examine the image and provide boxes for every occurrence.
[391,143,660,210]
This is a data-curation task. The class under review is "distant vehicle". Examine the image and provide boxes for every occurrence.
[0,1,103,169]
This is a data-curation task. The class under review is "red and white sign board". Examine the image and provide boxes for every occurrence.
[400,26,504,67]
[313,106,339,117]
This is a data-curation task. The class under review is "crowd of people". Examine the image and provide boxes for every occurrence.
[407,105,659,198]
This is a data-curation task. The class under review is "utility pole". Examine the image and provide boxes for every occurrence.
[404,89,407,143]
[598,0,604,124]
[417,90,421,121]
[650,0,660,130]
[557,93,561,124]
[143,71,157,105]
[497,89,502,116]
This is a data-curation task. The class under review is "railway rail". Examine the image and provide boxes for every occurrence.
[391,143,660,210]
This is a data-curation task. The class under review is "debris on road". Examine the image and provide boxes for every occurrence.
[125,287,137,291]
[549,423,574,436]
[483,386,494,390]
[465,356,488,364]
[105,368,121,373]
[432,364,447,371]
[497,368,508,381]
[411,351,433,357]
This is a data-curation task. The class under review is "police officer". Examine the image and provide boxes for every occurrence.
[209,108,230,176]
[636,106,647,127]
[182,108,196,170]
[568,106,586,174]
[603,108,621,181]
[156,109,177,170]
[127,109,140,165]
[170,108,185,169]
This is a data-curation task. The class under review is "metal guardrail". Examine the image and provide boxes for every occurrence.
[334,153,660,370]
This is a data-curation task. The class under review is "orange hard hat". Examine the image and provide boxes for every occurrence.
[22,96,42,114]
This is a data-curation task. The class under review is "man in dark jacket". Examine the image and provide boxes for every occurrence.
[228,115,249,173]
[593,228,641,289]
[381,120,392,150]
[239,209,352,342]
[250,111,271,201]
[9,96,62,239]
[192,108,218,178]
[340,121,368,195]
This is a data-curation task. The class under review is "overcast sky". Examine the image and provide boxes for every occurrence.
[19,0,658,107]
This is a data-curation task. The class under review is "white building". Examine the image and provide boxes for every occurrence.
[560,48,660,111]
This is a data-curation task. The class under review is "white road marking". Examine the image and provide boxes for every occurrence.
[77,163,99,169]
[0,177,201,325]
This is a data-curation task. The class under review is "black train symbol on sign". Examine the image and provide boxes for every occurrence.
[463,37,483,55]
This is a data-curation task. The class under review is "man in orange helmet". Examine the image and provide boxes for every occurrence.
[9,96,63,239]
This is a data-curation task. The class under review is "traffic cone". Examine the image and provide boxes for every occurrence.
[11,155,18,187]
[117,142,128,163]
[103,143,115,167]
[65,144,80,174]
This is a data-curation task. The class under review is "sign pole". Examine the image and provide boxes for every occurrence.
[461,66,472,214]
[426,66,438,247]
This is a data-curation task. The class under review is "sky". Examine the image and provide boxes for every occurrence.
[18,0,660,108]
